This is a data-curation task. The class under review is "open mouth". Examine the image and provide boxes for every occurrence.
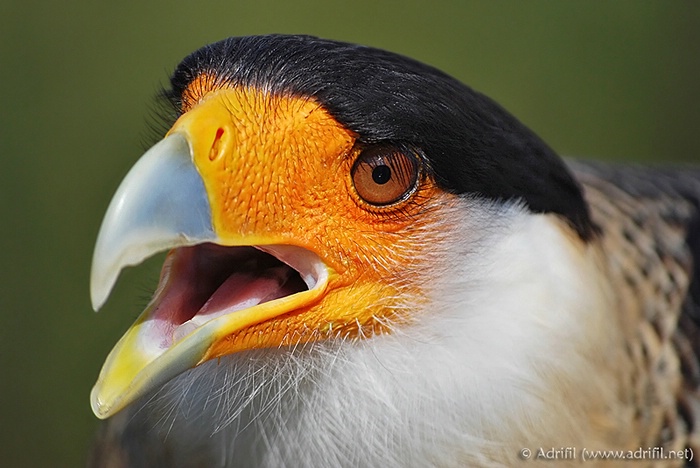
[141,243,327,356]
[90,241,331,418]
[88,131,344,418]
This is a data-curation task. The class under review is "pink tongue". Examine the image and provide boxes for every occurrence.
[197,266,291,317]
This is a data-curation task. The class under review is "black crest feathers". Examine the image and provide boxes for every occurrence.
[165,35,594,240]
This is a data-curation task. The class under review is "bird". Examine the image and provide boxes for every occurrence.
[86,34,700,467]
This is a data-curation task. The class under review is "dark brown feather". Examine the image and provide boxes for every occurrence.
[571,161,700,466]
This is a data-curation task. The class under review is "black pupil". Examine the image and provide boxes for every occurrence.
[372,165,392,185]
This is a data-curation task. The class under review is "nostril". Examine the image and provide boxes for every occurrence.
[209,127,225,161]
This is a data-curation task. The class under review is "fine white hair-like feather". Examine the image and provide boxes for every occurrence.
[116,197,623,467]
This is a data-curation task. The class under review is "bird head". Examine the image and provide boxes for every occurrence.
[90,35,593,419]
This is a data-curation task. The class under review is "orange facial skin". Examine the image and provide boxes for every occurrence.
[169,81,453,360]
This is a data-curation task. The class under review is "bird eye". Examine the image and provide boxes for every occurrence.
[351,145,420,206]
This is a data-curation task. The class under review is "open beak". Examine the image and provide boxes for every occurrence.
[90,94,333,419]
[89,87,427,420]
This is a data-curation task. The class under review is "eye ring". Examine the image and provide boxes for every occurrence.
[350,144,421,206]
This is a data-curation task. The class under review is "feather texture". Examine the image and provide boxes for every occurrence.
[89,176,700,466]
[88,35,700,468]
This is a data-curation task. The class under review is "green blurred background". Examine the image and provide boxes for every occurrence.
[1,1,698,466]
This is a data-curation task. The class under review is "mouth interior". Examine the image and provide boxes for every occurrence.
[149,243,309,348]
